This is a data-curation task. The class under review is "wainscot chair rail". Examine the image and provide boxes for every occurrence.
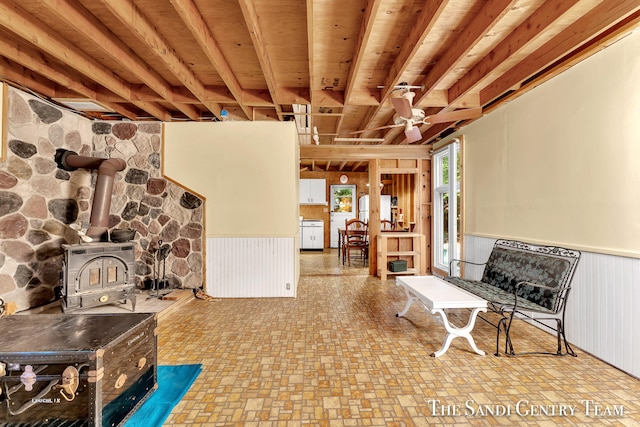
[445,239,581,357]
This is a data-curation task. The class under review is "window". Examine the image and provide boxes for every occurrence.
[433,141,461,274]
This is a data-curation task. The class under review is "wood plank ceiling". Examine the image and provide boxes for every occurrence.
[1,0,639,172]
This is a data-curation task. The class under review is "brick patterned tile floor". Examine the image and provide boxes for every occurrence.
[158,250,640,426]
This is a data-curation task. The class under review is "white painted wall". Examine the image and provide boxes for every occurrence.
[163,121,300,297]
[462,29,640,258]
[163,121,299,237]
[454,29,640,377]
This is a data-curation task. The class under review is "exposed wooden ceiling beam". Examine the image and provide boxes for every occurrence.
[0,59,56,98]
[38,0,200,120]
[333,0,382,141]
[124,86,278,107]
[300,145,430,160]
[415,0,518,105]
[0,37,96,99]
[481,0,640,105]
[99,0,223,118]
[447,0,582,105]
[352,161,365,171]
[237,0,283,120]
[306,0,316,133]
[343,0,382,107]
[364,0,515,145]
[0,37,140,119]
[378,0,450,104]
[0,0,170,120]
[392,0,517,145]
[171,0,253,120]
[417,4,640,144]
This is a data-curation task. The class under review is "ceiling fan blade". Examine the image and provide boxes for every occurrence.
[391,97,413,118]
[350,123,402,134]
[424,107,483,124]
[404,126,422,143]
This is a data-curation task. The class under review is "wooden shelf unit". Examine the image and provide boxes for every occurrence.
[377,232,426,280]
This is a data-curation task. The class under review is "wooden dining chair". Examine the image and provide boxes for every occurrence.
[381,219,395,231]
[344,218,368,266]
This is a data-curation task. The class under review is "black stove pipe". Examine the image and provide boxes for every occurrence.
[55,149,126,241]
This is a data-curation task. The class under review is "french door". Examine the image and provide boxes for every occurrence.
[433,141,461,275]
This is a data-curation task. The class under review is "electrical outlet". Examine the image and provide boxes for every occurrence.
[286,283,290,290]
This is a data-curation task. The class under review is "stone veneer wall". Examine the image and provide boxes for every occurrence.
[0,86,204,312]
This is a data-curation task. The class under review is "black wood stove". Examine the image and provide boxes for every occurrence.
[60,242,137,312]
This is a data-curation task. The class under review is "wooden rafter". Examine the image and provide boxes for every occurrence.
[378,0,450,104]
[237,0,282,120]
[171,0,253,120]
[99,0,223,118]
[334,0,382,142]
[481,0,640,105]
[0,0,170,120]
[38,0,201,120]
[447,0,582,105]
[394,0,517,145]
[305,0,315,130]
[0,0,636,167]
[0,37,140,119]
[300,145,429,161]
[416,0,518,104]
[342,0,382,107]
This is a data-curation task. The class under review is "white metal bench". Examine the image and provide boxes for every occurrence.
[445,239,581,356]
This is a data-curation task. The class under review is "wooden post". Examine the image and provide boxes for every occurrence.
[419,158,432,274]
[368,159,381,276]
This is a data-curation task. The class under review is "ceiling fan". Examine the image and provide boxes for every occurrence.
[352,88,482,143]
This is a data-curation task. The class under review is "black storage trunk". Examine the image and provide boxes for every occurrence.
[0,313,157,427]
[388,259,407,272]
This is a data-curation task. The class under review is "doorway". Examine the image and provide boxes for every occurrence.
[432,140,461,275]
[329,184,356,248]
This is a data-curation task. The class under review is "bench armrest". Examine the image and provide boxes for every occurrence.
[448,259,487,277]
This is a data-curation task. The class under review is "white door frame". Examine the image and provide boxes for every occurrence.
[433,142,460,275]
[329,184,356,248]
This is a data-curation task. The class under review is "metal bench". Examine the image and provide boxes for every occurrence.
[445,239,581,356]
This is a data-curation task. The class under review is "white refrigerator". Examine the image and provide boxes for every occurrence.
[358,195,391,223]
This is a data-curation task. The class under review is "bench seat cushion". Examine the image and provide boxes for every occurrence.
[443,276,557,315]
[481,247,573,311]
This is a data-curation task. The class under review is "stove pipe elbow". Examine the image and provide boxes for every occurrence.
[55,149,126,241]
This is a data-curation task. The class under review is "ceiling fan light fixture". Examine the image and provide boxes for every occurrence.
[400,90,416,103]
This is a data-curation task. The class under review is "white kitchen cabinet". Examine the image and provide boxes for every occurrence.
[301,220,324,250]
[300,179,327,205]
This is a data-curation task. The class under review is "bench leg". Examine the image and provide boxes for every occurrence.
[559,319,577,356]
[497,314,577,357]
[396,286,417,317]
[496,315,516,356]
[430,307,487,357]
